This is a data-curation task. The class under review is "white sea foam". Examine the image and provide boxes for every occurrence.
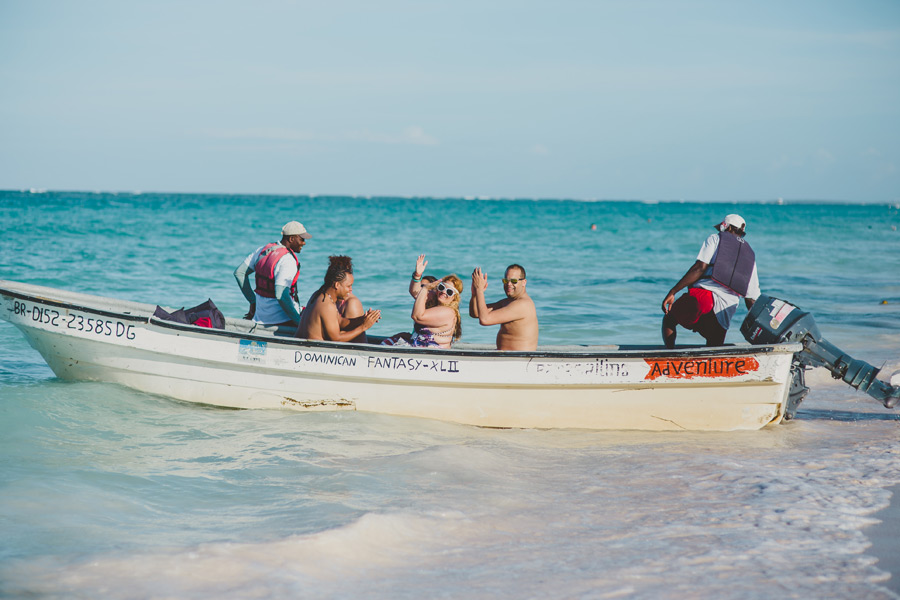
[2,399,899,599]
[2,510,476,598]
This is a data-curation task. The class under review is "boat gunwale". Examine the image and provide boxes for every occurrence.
[1,283,802,361]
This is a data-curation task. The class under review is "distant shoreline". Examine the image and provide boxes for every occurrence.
[2,189,897,206]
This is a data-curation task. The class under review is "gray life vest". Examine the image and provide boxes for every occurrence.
[704,232,756,296]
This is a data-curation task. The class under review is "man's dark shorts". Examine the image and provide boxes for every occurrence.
[670,287,727,346]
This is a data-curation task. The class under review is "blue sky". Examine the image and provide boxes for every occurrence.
[1,0,898,201]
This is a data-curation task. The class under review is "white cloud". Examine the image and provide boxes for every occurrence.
[206,126,438,146]
[769,154,802,171]
[208,128,315,142]
[814,148,836,164]
[347,126,438,146]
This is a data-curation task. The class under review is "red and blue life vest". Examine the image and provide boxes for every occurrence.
[254,243,299,301]
[703,232,756,296]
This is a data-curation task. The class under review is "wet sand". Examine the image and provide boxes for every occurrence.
[868,485,900,594]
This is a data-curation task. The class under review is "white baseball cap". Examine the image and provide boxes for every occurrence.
[282,221,312,239]
[715,214,746,231]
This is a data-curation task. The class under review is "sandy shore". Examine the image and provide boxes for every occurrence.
[867,485,900,594]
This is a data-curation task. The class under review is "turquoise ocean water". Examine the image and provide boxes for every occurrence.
[1,191,899,598]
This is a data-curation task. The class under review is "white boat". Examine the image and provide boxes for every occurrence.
[0,279,803,432]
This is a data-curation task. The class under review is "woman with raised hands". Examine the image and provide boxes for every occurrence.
[383,255,462,349]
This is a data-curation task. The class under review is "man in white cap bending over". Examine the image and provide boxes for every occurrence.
[234,221,312,327]
[661,214,760,348]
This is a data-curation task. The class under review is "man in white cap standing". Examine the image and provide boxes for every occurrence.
[234,221,312,327]
[661,214,760,348]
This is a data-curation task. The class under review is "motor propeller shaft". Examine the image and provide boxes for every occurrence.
[741,295,900,409]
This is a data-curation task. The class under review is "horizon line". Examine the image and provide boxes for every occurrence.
[2,188,897,206]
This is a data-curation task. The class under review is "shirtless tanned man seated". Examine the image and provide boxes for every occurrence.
[470,264,538,351]
[295,256,381,342]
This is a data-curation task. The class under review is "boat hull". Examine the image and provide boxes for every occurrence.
[1,280,800,431]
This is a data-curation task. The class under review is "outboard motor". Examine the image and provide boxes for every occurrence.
[741,295,900,419]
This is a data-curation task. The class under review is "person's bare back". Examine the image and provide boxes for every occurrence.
[296,290,337,340]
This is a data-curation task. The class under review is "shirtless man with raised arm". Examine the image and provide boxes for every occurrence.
[470,264,538,351]
[296,256,380,342]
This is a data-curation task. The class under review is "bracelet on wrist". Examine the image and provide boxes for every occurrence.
[411,273,422,282]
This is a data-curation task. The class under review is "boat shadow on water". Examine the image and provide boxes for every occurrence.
[795,408,900,422]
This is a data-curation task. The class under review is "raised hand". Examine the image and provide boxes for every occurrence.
[471,267,488,293]
[415,254,428,278]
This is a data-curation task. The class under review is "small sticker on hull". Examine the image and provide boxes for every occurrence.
[239,339,267,362]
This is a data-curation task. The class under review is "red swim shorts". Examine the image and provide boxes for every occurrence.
[670,288,715,329]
